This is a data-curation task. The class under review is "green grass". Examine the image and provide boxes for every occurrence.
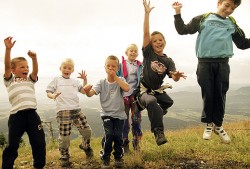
[0,120,250,168]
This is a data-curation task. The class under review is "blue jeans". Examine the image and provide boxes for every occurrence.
[101,116,124,160]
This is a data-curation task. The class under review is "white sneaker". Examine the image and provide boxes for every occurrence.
[214,126,231,144]
[203,123,214,140]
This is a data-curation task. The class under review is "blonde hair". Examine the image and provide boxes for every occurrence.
[105,55,119,66]
[125,44,138,53]
[11,57,27,69]
[61,58,74,68]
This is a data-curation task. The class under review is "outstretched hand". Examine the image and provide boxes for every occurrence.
[83,84,92,93]
[4,37,16,49]
[143,0,154,13]
[172,2,183,10]
[52,92,61,100]
[170,71,187,81]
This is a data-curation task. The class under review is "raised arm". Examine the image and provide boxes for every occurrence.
[78,70,90,94]
[78,70,88,86]
[172,1,182,15]
[27,50,38,81]
[172,2,201,35]
[4,37,16,79]
[142,0,154,48]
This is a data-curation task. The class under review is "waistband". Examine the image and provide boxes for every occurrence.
[198,58,229,63]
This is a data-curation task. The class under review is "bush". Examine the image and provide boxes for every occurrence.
[0,132,7,148]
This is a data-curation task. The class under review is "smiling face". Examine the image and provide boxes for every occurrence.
[217,0,239,18]
[11,57,29,79]
[125,44,138,62]
[60,63,74,78]
[150,31,166,56]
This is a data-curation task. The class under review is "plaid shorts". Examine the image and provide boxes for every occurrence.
[56,109,89,136]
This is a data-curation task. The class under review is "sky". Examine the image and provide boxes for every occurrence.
[0,0,250,105]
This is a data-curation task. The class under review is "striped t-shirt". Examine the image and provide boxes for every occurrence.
[4,74,37,114]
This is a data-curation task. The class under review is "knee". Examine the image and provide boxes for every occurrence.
[145,96,157,105]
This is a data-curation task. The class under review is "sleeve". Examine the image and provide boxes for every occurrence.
[93,79,102,95]
[142,43,153,59]
[174,14,202,35]
[46,78,56,93]
[166,57,176,78]
[77,79,83,92]
[232,27,250,50]
[3,73,14,87]
[29,74,38,83]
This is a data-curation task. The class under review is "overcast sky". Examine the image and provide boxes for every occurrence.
[0,0,250,104]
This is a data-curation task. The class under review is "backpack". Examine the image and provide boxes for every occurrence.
[199,12,244,36]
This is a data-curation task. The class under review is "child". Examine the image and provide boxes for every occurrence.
[46,58,93,167]
[172,0,250,143]
[117,44,143,153]
[141,0,186,146]
[2,37,46,169]
[85,55,129,168]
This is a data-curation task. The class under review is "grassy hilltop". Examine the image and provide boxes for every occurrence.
[0,120,249,169]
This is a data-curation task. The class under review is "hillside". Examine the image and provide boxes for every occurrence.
[1,86,250,138]
[0,120,249,169]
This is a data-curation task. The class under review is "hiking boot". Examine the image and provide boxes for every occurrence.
[153,128,167,146]
[214,126,231,144]
[114,158,124,168]
[79,144,94,158]
[101,158,111,169]
[132,139,140,151]
[203,123,214,140]
[60,158,70,167]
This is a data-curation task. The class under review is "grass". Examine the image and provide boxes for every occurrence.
[0,120,250,168]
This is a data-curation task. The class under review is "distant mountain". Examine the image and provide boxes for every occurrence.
[1,86,250,138]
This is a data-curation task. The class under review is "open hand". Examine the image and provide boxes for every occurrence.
[78,70,87,81]
[143,0,154,13]
[4,37,16,49]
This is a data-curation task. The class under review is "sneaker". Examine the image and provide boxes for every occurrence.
[79,144,94,158]
[132,139,140,151]
[114,158,124,168]
[203,123,214,140]
[153,128,168,146]
[101,159,111,169]
[60,158,70,167]
[162,109,168,115]
[122,139,130,154]
[214,126,231,144]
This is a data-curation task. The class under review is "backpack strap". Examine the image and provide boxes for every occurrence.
[228,16,244,36]
[199,12,212,32]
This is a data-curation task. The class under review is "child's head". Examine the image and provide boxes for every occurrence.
[105,55,120,75]
[217,0,241,17]
[125,44,139,62]
[11,57,29,79]
[60,58,74,78]
[150,31,166,56]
